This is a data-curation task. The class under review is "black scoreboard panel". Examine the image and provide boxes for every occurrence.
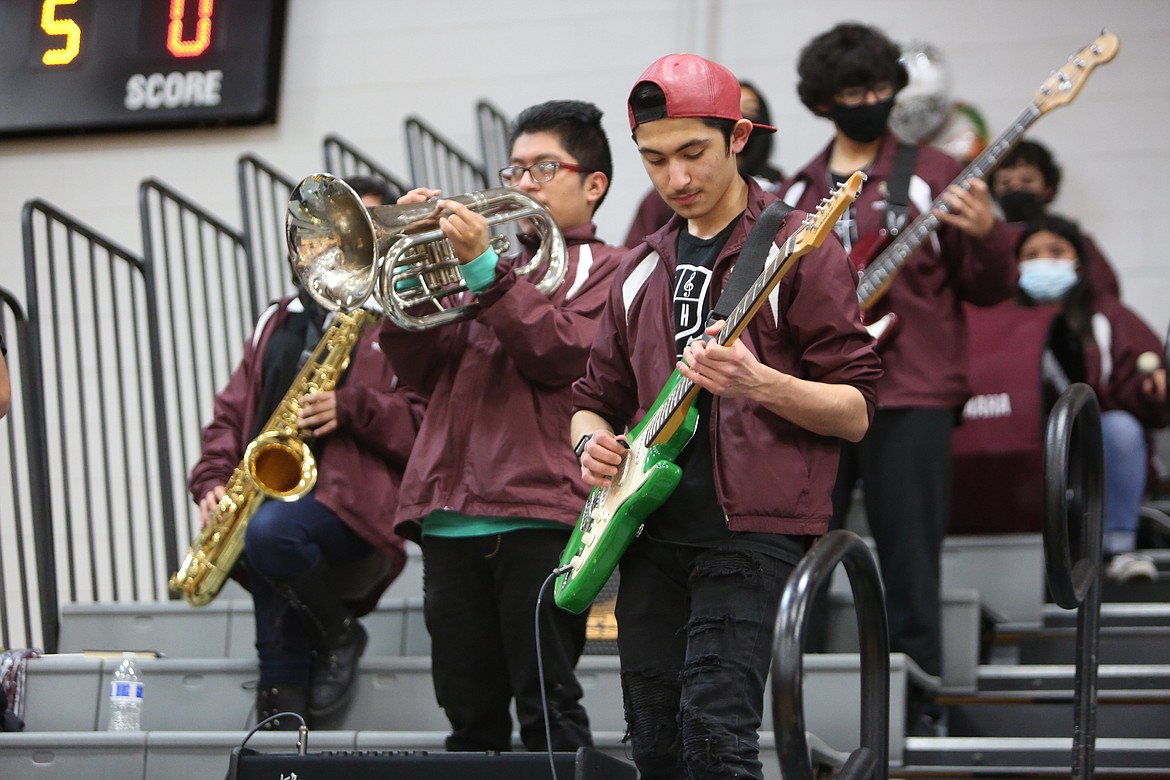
[0,0,288,138]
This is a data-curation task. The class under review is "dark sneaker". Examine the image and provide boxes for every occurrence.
[308,619,368,717]
[256,684,309,731]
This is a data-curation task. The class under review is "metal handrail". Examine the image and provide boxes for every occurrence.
[237,152,298,313]
[0,287,58,652]
[773,529,889,780]
[475,100,511,189]
[404,114,489,196]
[1042,382,1103,780]
[322,133,412,199]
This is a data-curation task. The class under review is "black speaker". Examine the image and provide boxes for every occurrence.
[226,746,638,780]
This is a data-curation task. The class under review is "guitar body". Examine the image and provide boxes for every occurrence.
[850,228,891,273]
[555,372,698,614]
[555,172,867,614]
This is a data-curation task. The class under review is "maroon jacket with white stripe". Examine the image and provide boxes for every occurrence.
[572,178,882,536]
[779,131,1016,409]
[379,223,626,540]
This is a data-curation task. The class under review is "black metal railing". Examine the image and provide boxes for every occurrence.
[322,133,412,199]
[1042,382,1103,780]
[0,287,58,652]
[21,200,177,606]
[404,114,488,196]
[773,529,889,780]
[139,178,254,564]
[475,100,511,188]
[237,152,298,311]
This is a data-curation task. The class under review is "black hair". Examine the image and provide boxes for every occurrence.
[738,80,781,181]
[345,174,399,206]
[996,139,1063,193]
[1015,213,1094,338]
[508,99,613,211]
[796,22,910,115]
[627,82,736,151]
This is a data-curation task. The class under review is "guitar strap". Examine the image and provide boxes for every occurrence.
[707,199,793,326]
[884,142,919,236]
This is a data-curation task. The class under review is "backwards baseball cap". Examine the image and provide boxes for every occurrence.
[628,53,778,135]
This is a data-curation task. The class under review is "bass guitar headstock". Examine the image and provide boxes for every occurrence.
[1034,30,1120,115]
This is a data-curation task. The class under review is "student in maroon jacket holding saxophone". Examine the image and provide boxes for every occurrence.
[572,54,881,780]
[378,100,625,753]
[190,177,424,730]
[777,24,1015,725]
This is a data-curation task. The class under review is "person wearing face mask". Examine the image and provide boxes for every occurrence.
[991,139,1121,301]
[622,80,784,248]
[778,22,1015,731]
[1015,214,1167,582]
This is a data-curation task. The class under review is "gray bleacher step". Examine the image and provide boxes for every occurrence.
[1006,625,1170,665]
[941,690,1170,738]
[830,533,1045,625]
[825,587,981,690]
[977,663,1170,692]
[899,736,1170,770]
[1044,601,1170,628]
[18,652,916,764]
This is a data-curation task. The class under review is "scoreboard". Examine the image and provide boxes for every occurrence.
[0,1,287,137]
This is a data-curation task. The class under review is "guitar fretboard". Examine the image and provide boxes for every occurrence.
[643,229,803,445]
[856,104,1043,307]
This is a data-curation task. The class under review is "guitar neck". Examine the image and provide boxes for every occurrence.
[856,104,1043,308]
[643,231,801,445]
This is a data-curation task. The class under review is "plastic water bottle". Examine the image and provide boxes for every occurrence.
[107,653,144,731]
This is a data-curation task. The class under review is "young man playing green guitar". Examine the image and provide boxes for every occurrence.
[569,54,882,780]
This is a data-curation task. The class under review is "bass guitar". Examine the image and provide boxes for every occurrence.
[554,172,866,614]
[854,31,1120,347]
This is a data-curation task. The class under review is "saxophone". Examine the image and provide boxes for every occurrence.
[170,308,377,606]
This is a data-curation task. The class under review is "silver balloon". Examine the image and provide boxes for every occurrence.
[890,41,953,145]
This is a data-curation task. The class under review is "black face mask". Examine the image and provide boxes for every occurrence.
[997,190,1045,223]
[830,98,894,143]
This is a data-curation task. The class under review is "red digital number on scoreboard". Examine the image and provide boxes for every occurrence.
[40,0,216,66]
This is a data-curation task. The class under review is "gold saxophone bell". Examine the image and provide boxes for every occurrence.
[169,309,374,606]
[286,173,568,330]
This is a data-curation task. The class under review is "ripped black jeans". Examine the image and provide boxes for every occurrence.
[615,535,796,780]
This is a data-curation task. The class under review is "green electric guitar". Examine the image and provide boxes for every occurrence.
[555,171,865,614]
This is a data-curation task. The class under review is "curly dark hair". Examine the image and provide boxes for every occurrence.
[509,99,613,211]
[796,22,909,115]
[996,139,1063,193]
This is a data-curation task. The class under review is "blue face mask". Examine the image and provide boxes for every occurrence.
[1018,258,1078,302]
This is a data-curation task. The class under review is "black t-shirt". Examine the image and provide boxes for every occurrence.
[643,215,810,565]
[0,331,6,357]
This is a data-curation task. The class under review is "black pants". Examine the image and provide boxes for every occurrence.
[421,530,592,751]
[615,536,796,780]
[832,407,955,678]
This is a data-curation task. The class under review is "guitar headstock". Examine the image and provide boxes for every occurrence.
[1034,31,1120,114]
[794,170,866,252]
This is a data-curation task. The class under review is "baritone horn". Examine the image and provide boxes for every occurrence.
[286,173,568,330]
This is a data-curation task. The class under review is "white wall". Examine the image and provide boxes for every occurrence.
[1,0,1167,334]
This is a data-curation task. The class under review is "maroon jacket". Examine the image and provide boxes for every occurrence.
[189,297,423,560]
[779,132,1016,409]
[573,178,882,536]
[379,223,626,540]
[1086,298,1168,429]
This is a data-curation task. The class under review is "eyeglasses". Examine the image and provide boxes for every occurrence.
[834,81,896,107]
[498,160,593,185]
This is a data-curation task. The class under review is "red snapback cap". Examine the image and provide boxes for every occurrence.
[628,53,777,135]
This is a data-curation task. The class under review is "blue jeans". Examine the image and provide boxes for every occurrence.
[244,491,372,686]
[615,536,797,780]
[1102,410,1147,554]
